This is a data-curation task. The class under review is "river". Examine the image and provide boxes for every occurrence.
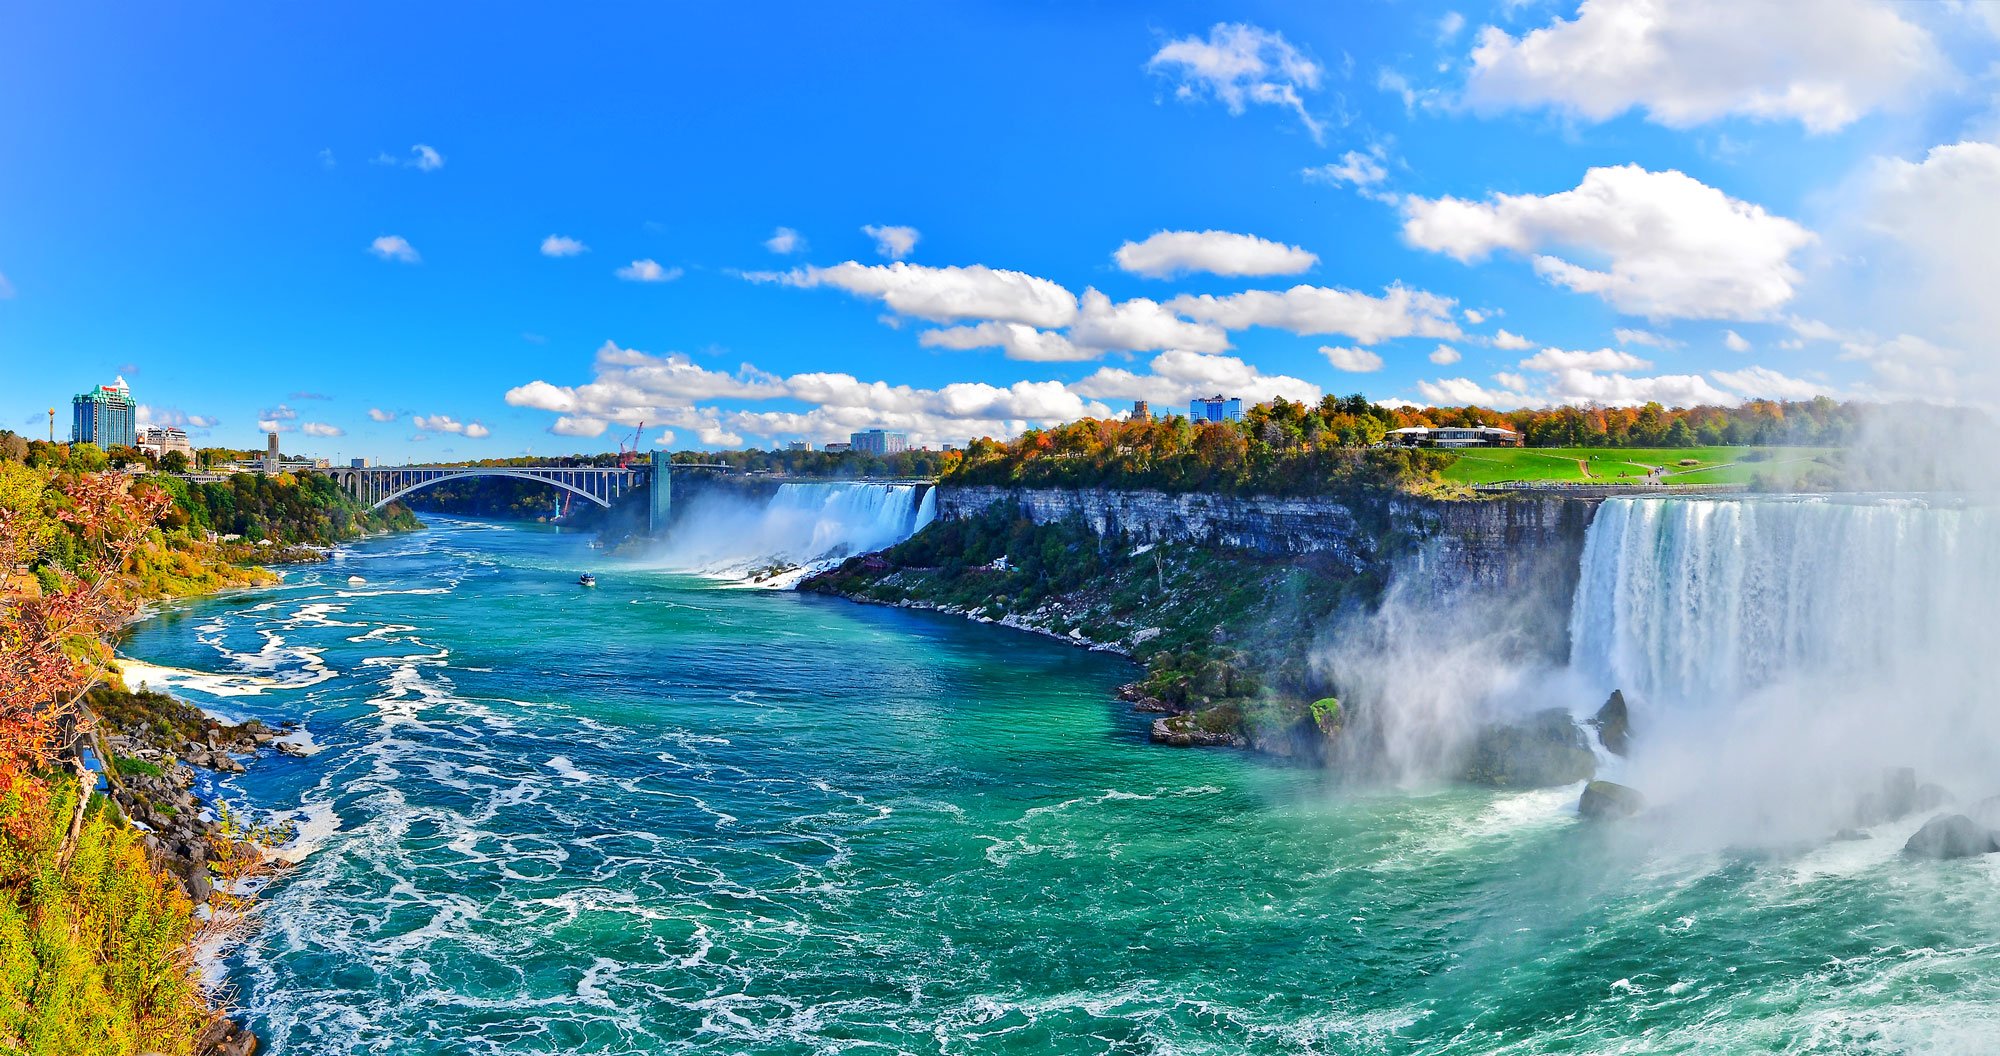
[118,514,2000,1054]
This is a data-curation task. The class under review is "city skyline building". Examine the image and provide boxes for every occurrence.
[1190,395,1242,423]
[848,428,908,455]
[71,377,137,449]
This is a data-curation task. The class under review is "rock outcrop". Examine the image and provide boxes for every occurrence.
[1591,690,1631,756]
[1903,813,2000,859]
[1149,713,1248,749]
[1578,780,1644,820]
[1462,709,1597,789]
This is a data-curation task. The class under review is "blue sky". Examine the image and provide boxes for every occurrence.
[3,1,1997,459]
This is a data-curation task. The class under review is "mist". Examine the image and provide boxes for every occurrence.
[643,482,936,580]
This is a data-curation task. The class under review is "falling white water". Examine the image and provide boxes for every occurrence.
[653,482,936,581]
[1567,495,2000,842]
[1569,496,1997,708]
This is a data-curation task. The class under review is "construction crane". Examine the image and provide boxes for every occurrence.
[617,421,645,469]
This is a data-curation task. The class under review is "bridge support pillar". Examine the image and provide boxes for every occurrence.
[648,450,671,536]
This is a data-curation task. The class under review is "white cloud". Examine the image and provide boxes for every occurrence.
[616,259,682,283]
[1067,289,1230,354]
[256,419,287,433]
[136,405,218,433]
[1462,309,1487,325]
[919,322,1088,362]
[1402,165,1813,320]
[1167,283,1462,343]
[375,144,445,171]
[1613,327,1678,348]
[318,148,336,169]
[259,404,299,422]
[1416,376,1535,406]
[1072,350,1320,407]
[765,227,805,254]
[1709,366,1832,400]
[369,235,420,263]
[551,416,608,438]
[1429,344,1463,365]
[1148,22,1326,142]
[1857,141,2000,367]
[1465,0,1943,133]
[301,421,344,437]
[0,273,12,299]
[1491,329,1534,350]
[367,408,397,422]
[1724,329,1751,352]
[862,224,920,260]
[1518,347,1653,372]
[1837,333,1966,400]
[1438,11,1467,40]
[1323,346,1385,372]
[411,414,488,437]
[1302,146,1390,192]
[752,261,1079,328]
[540,235,588,257]
[1114,229,1318,278]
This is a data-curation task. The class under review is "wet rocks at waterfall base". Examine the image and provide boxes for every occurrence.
[1903,814,2000,859]
[1578,780,1645,820]
[1590,690,1631,756]
[1461,709,1597,789]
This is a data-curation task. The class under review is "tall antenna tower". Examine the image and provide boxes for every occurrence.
[46,408,54,443]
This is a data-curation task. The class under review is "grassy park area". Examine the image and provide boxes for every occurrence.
[1437,446,1839,488]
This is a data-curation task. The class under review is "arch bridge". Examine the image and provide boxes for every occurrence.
[330,454,734,533]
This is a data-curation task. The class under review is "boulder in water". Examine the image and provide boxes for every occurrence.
[1462,709,1596,789]
[1591,690,1631,756]
[1578,780,1644,820]
[1902,813,2000,860]
[1968,795,2000,830]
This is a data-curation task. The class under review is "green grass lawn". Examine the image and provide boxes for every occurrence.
[1437,446,1838,487]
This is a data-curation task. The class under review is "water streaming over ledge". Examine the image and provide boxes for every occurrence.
[653,481,936,579]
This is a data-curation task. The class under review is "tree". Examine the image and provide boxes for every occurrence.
[159,449,191,473]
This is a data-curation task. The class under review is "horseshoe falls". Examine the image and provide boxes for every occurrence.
[118,507,2000,1055]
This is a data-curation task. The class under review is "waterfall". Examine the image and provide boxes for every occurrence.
[1565,495,2000,840]
[653,482,935,581]
[1569,496,1998,708]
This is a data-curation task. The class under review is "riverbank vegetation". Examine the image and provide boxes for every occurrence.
[0,446,423,1054]
[805,503,1384,759]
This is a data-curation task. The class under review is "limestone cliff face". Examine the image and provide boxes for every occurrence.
[936,485,1596,595]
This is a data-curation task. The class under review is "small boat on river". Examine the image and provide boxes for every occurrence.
[578,573,597,588]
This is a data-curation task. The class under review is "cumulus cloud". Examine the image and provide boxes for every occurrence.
[1402,165,1813,320]
[616,259,682,283]
[1709,366,1832,400]
[1067,289,1230,354]
[1323,346,1385,372]
[301,422,344,437]
[1724,329,1751,352]
[1518,347,1653,372]
[1303,146,1395,199]
[410,144,444,171]
[1491,329,1534,350]
[1114,229,1318,278]
[919,322,1088,362]
[367,408,397,422]
[411,414,489,438]
[369,235,420,263]
[541,235,588,257]
[1465,0,1942,133]
[1856,141,2000,366]
[862,224,920,260]
[135,406,219,433]
[1167,283,1462,343]
[255,419,287,433]
[258,404,299,422]
[1429,344,1463,365]
[1072,349,1320,407]
[1149,22,1326,141]
[765,227,805,254]
[751,261,1079,328]
[1614,327,1678,348]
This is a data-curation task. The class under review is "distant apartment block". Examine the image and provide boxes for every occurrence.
[1190,395,1242,423]
[822,442,852,453]
[848,428,908,455]
[72,378,138,448]
[786,441,814,452]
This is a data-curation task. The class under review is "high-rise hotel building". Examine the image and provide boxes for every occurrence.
[72,378,138,449]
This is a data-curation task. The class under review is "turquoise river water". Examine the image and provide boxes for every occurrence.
[118,517,2000,1054]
